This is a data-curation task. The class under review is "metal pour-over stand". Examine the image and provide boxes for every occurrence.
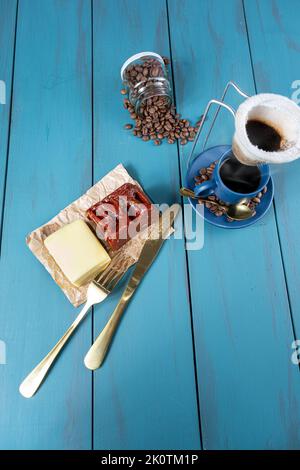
[187,81,249,168]
[185,81,274,229]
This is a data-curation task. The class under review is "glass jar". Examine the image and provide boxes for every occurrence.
[121,52,172,114]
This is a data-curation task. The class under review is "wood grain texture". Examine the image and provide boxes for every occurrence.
[0,0,92,449]
[244,0,300,343]
[168,0,300,449]
[92,0,200,450]
[0,0,17,238]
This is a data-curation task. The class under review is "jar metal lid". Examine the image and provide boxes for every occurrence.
[120,51,164,80]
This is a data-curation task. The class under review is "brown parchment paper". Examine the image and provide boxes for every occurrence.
[26,164,159,307]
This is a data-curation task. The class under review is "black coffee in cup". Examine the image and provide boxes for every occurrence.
[220,154,261,194]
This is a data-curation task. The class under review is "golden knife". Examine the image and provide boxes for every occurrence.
[84,203,180,370]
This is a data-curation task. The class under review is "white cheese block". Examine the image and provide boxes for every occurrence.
[44,219,111,287]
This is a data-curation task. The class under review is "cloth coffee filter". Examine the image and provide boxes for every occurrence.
[232,93,300,165]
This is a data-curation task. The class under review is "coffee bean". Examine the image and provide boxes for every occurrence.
[151,66,159,77]
[154,139,161,146]
[121,88,128,95]
[194,176,203,183]
[253,197,261,204]
[142,135,150,141]
[263,186,267,194]
[196,116,204,126]
[200,168,207,175]
[124,123,133,130]
[180,139,187,145]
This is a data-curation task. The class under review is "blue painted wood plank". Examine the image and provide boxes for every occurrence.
[0,0,17,235]
[168,0,300,449]
[92,0,200,450]
[0,0,92,449]
[244,0,300,348]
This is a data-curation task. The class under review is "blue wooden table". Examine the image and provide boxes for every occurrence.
[1,0,300,450]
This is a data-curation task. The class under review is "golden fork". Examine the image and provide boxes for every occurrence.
[19,264,125,398]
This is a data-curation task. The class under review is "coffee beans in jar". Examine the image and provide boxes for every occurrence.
[121,52,172,114]
[121,52,204,146]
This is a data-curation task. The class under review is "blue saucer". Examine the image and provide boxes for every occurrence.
[186,145,274,229]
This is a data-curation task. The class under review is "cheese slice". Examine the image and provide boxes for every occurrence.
[44,219,111,287]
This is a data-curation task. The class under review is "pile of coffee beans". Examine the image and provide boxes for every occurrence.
[194,161,268,222]
[122,56,203,146]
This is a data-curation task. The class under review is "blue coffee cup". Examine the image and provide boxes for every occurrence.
[193,149,270,204]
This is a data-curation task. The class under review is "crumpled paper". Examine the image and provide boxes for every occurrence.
[26,164,158,307]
